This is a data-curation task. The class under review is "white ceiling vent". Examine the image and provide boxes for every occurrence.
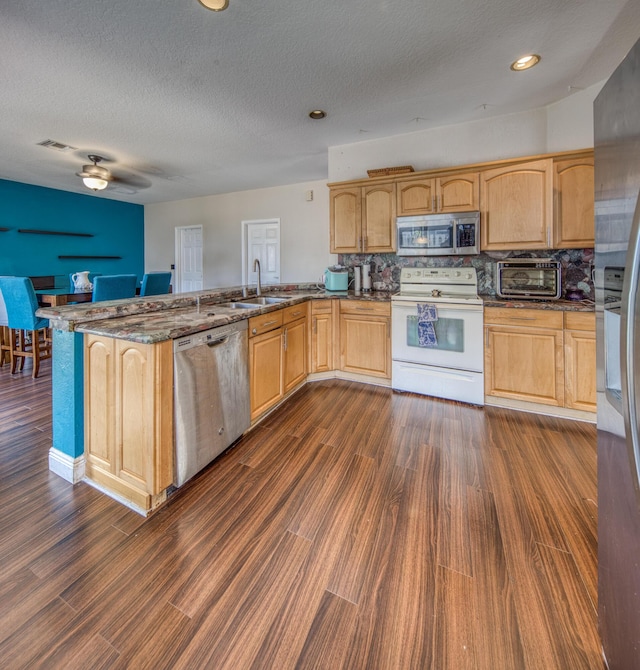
[37,139,76,152]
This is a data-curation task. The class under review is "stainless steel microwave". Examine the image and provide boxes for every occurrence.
[496,259,561,299]
[396,212,480,256]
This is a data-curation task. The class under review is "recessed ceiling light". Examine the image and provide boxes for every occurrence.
[510,54,541,71]
[198,0,229,11]
[309,110,326,120]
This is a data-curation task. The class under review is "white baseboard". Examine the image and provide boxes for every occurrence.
[48,448,86,484]
[484,396,596,423]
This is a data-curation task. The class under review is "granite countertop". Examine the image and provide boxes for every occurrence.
[37,285,393,344]
[481,297,595,312]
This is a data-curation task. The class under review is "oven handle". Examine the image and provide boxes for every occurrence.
[392,300,483,313]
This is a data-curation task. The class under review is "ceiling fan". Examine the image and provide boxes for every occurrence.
[76,154,112,191]
[75,153,153,193]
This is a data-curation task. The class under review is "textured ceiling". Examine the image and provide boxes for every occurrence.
[1,0,640,205]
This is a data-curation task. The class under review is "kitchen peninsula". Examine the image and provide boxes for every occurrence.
[37,286,392,514]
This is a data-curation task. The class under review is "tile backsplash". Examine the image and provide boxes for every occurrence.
[337,248,594,297]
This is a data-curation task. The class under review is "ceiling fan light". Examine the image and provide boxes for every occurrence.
[82,176,108,191]
[198,0,229,10]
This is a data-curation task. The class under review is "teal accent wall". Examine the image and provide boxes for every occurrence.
[0,179,144,283]
[52,330,85,460]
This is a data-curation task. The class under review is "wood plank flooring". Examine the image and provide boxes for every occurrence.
[0,360,603,668]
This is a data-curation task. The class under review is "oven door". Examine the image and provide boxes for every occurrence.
[391,300,484,372]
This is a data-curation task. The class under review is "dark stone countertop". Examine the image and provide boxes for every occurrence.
[481,297,595,312]
[37,285,393,344]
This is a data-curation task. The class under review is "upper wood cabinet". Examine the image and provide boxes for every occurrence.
[330,182,395,253]
[553,156,594,248]
[480,159,554,250]
[396,172,479,216]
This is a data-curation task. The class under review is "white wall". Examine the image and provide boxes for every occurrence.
[145,179,334,288]
[328,82,604,183]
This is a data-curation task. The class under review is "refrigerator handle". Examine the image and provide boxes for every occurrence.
[622,193,640,495]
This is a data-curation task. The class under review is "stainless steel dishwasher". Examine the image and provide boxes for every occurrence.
[173,320,250,487]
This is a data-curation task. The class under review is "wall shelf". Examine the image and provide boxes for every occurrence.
[18,228,93,237]
[0,227,9,232]
[58,255,122,259]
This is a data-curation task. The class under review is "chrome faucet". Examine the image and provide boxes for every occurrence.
[253,258,262,296]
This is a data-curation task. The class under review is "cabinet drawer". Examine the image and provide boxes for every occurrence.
[249,310,284,337]
[282,302,308,324]
[484,307,563,330]
[311,299,334,314]
[564,311,595,331]
[340,299,391,316]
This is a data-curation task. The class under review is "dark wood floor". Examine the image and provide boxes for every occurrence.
[0,359,602,669]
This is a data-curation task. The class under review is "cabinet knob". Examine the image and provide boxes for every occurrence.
[252,328,257,335]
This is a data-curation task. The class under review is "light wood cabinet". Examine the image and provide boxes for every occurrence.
[248,304,307,420]
[282,304,308,394]
[339,300,391,378]
[84,335,173,512]
[553,156,594,248]
[484,307,564,406]
[481,159,554,250]
[310,300,335,373]
[564,312,596,411]
[485,307,596,414]
[396,172,479,216]
[249,326,284,420]
[330,182,395,253]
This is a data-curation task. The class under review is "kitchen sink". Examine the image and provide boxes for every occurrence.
[218,302,262,309]
[240,296,289,305]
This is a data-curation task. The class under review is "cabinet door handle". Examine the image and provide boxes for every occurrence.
[289,310,302,317]
[262,320,279,328]
[436,194,440,211]
[313,316,317,334]
[509,317,536,321]
[283,328,288,351]
[485,326,489,349]
[356,306,374,311]
[547,227,551,247]
[432,195,435,211]
[364,236,368,250]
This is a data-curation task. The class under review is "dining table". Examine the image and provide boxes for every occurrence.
[36,288,93,307]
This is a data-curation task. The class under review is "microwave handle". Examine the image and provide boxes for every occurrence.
[452,219,459,253]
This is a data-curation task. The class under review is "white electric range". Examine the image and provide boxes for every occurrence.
[391,267,484,405]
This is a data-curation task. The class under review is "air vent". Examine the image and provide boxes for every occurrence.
[37,139,76,153]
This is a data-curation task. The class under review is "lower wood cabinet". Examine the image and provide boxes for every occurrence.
[339,300,391,379]
[249,303,308,421]
[485,306,596,413]
[564,312,596,411]
[84,335,174,512]
[310,300,336,373]
[484,308,564,406]
[249,327,283,419]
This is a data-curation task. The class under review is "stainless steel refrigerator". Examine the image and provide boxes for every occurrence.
[595,36,640,668]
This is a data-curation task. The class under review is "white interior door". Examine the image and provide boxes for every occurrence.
[175,225,203,293]
[244,220,280,286]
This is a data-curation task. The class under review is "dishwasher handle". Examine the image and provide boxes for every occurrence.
[206,336,230,348]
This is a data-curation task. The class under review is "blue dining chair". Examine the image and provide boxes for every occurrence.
[0,276,52,378]
[92,274,138,302]
[140,272,172,296]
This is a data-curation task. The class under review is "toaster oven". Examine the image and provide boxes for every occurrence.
[496,259,561,299]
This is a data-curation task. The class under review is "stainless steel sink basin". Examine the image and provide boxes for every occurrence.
[218,302,262,309]
[240,296,289,305]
